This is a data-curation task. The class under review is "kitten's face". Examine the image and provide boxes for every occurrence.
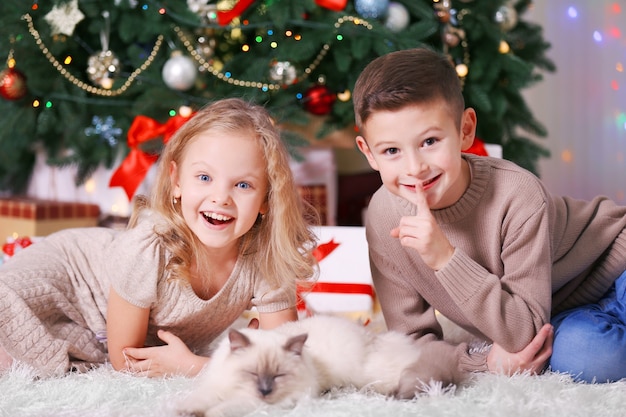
[226,329,316,404]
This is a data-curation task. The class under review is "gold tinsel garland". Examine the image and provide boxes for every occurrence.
[23,7,468,96]
[23,12,374,96]
[22,13,164,97]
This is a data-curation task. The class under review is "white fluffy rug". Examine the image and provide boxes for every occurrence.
[1,363,625,417]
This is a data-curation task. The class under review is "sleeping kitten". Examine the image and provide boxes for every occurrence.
[179,315,465,417]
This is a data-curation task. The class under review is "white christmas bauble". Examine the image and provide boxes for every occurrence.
[385,2,410,32]
[162,53,197,91]
[355,0,389,19]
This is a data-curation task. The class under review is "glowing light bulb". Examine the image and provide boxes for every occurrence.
[561,149,573,163]
[593,31,603,43]
[455,63,469,78]
[567,7,578,18]
[179,105,193,118]
[499,40,510,54]
[84,178,96,194]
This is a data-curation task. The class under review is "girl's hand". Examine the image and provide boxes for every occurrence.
[487,323,554,375]
[122,330,208,378]
[390,186,454,271]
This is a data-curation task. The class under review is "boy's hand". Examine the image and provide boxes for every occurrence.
[487,323,554,375]
[390,185,454,270]
[122,330,208,378]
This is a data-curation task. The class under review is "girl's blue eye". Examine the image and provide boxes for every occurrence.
[385,147,399,155]
[199,174,210,182]
[237,182,251,190]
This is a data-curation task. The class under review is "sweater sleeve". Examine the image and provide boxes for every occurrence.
[436,198,552,352]
[366,210,489,375]
[103,211,166,309]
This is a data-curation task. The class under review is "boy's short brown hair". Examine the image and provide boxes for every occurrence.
[353,47,465,130]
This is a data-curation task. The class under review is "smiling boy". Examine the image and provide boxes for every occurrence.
[354,48,626,382]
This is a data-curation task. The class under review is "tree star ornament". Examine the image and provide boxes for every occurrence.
[44,0,85,36]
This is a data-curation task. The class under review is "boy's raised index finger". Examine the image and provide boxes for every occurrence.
[410,184,430,213]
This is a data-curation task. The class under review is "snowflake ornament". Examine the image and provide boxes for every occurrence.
[85,115,122,146]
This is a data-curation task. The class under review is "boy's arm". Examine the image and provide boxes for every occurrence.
[368,234,492,376]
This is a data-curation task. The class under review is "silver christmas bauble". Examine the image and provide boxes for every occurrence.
[495,4,518,32]
[355,0,389,19]
[162,52,198,91]
[268,61,297,85]
[385,2,410,32]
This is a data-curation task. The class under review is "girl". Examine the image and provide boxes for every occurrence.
[0,98,318,377]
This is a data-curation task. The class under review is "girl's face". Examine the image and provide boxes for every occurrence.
[356,100,476,210]
[170,129,269,254]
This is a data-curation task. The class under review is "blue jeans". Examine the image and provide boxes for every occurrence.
[549,270,626,383]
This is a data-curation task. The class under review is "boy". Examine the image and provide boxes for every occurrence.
[353,47,626,383]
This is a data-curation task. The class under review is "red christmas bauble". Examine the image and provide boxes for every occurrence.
[0,67,27,100]
[303,84,336,116]
[315,0,348,11]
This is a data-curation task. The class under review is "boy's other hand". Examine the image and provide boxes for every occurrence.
[390,185,454,270]
[487,323,554,376]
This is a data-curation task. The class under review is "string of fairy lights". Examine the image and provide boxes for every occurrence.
[15,1,470,106]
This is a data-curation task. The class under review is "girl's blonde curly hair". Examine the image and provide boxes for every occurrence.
[130,98,318,293]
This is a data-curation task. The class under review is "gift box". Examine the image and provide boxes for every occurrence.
[0,197,100,240]
[298,226,377,321]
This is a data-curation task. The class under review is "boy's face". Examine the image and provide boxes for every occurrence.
[356,100,476,210]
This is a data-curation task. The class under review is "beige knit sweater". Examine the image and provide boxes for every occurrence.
[0,210,294,377]
[365,154,626,374]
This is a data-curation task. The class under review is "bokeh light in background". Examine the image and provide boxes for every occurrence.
[525,1,626,203]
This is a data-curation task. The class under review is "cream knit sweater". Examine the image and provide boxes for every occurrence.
[0,210,293,377]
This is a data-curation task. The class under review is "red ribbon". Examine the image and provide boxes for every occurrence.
[463,137,489,156]
[217,0,256,25]
[109,114,193,201]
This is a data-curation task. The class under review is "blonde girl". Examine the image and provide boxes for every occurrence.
[0,98,318,377]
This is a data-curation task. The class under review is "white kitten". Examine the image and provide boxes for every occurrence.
[179,315,464,417]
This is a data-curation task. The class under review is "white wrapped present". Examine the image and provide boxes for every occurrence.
[298,226,376,321]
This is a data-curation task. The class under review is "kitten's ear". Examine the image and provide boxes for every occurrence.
[228,329,252,352]
[284,333,308,356]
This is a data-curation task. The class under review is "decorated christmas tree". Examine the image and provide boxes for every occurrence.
[0,0,554,197]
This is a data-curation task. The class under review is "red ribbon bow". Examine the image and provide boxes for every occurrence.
[109,114,193,201]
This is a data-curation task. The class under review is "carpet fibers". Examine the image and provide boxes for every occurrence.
[1,363,625,417]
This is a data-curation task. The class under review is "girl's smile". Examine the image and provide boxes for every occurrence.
[171,130,268,252]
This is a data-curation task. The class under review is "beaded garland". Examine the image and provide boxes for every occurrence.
[23,11,374,95]
[22,13,163,97]
[173,14,373,92]
[23,5,468,95]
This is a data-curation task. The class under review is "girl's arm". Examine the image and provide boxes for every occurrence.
[258,306,298,329]
[106,286,150,371]
[107,286,208,377]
